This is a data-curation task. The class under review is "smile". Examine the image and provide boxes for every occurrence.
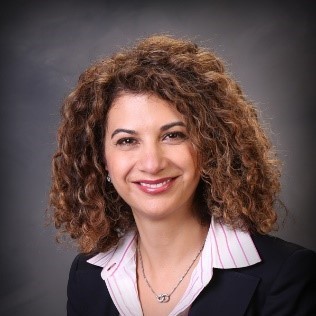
[139,179,171,188]
[135,177,175,194]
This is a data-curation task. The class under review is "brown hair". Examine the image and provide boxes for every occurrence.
[49,34,281,253]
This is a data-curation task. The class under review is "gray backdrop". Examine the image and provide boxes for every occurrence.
[1,0,315,315]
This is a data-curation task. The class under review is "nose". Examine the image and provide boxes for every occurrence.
[137,142,166,174]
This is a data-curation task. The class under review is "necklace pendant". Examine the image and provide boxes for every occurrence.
[157,294,170,303]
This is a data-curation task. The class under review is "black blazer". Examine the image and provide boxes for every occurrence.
[67,234,316,315]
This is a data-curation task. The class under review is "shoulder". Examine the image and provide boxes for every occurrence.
[67,253,119,316]
[69,253,102,273]
[252,233,315,255]
[250,233,316,273]
[67,253,106,302]
[244,234,316,315]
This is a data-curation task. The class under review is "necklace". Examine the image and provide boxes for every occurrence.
[138,239,205,303]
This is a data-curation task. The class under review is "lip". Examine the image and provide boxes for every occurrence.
[133,177,176,194]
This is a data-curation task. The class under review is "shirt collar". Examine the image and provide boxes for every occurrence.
[87,217,261,278]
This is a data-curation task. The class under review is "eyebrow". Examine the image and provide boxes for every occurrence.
[160,121,186,131]
[111,129,136,139]
[110,121,186,139]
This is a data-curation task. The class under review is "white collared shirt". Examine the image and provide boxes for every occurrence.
[87,217,261,316]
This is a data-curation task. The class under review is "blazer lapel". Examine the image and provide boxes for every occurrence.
[189,269,260,316]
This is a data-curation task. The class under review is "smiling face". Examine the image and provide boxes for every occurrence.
[104,93,201,222]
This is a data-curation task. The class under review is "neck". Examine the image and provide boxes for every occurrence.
[135,214,208,268]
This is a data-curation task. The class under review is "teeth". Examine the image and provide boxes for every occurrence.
[140,179,171,188]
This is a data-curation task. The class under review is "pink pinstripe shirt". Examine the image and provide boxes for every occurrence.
[88,217,261,315]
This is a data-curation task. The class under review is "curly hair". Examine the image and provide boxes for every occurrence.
[49,34,281,253]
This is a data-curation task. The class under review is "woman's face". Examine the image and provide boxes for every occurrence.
[104,93,200,222]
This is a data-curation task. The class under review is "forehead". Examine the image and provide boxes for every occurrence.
[106,93,185,128]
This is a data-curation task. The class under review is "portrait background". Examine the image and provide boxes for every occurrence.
[0,0,314,315]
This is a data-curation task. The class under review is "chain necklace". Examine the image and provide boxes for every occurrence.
[138,240,205,303]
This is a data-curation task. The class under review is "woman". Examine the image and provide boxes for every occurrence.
[50,35,316,315]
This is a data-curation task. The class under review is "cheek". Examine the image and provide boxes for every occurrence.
[105,151,132,179]
[104,139,119,173]
[104,147,115,174]
[173,146,200,179]
[184,145,200,172]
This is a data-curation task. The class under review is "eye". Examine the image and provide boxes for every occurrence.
[115,137,138,146]
[163,131,187,143]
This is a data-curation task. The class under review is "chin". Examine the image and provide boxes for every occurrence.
[131,203,190,222]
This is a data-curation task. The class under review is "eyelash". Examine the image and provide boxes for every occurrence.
[115,131,187,147]
[115,138,138,146]
[162,131,187,141]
